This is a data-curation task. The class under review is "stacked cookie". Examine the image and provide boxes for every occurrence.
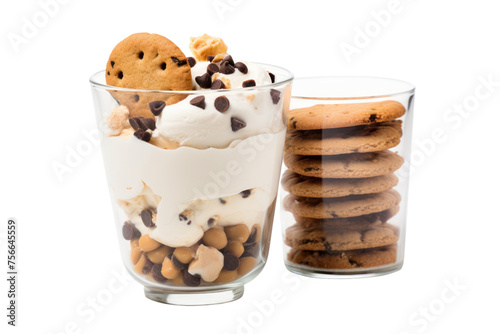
[282,100,406,270]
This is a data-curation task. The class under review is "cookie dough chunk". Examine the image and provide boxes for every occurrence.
[285,222,399,251]
[284,189,401,219]
[189,34,228,61]
[287,245,397,269]
[285,120,402,156]
[106,33,192,118]
[284,150,404,179]
[282,170,398,198]
[288,100,406,130]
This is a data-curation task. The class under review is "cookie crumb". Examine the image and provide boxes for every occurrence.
[107,105,130,135]
[189,34,228,61]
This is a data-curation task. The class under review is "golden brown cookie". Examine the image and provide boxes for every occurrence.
[283,189,401,219]
[284,150,404,179]
[288,100,406,130]
[106,33,192,118]
[287,245,397,269]
[285,222,399,251]
[293,206,400,227]
[281,170,398,198]
[285,120,402,156]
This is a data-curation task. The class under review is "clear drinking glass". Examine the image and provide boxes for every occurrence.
[90,64,293,305]
[281,77,414,278]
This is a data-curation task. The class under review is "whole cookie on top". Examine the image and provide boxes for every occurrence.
[288,100,406,130]
[106,33,193,118]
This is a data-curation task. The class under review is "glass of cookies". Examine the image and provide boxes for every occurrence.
[281,76,414,277]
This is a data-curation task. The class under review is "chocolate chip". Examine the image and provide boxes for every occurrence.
[129,118,141,130]
[208,218,215,227]
[151,264,168,283]
[133,94,140,102]
[195,73,212,89]
[223,253,240,271]
[187,221,192,225]
[149,101,166,116]
[222,55,235,66]
[219,62,235,75]
[190,96,206,109]
[140,209,155,228]
[179,214,188,221]
[369,114,377,122]
[160,62,166,70]
[182,270,201,287]
[171,56,187,66]
[130,117,156,131]
[270,89,281,104]
[138,51,144,59]
[172,256,189,270]
[246,227,257,244]
[110,61,115,68]
[207,55,215,62]
[231,117,246,132]
[188,57,196,67]
[117,71,123,79]
[133,129,152,142]
[142,118,156,130]
[142,258,154,274]
[219,198,226,205]
[240,189,251,198]
[242,243,259,257]
[292,121,297,129]
[207,63,219,75]
[242,80,256,88]
[211,79,226,90]
[122,221,141,240]
[107,71,110,75]
[214,96,230,112]
[234,62,248,74]
[268,72,275,83]
[122,223,133,240]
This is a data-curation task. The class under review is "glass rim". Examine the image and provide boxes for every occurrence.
[291,76,415,100]
[89,62,294,94]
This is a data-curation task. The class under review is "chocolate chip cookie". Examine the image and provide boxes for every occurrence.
[282,170,398,198]
[288,100,405,130]
[285,120,402,156]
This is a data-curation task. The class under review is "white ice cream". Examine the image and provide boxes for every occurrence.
[102,130,285,247]
[155,88,284,149]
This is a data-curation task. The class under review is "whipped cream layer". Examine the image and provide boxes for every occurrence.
[155,89,284,149]
[101,130,285,247]
[155,61,281,149]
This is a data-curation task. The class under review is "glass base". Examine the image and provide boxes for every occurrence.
[285,261,403,279]
[144,285,244,305]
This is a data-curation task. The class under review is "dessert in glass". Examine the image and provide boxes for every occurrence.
[90,33,293,304]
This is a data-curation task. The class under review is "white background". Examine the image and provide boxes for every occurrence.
[1,0,499,333]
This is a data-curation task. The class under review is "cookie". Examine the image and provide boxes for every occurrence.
[288,100,406,130]
[106,33,193,118]
[293,206,400,227]
[285,120,402,155]
[283,189,401,219]
[285,222,399,251]
[287,245,397,269]
[284,150,404,179]
[282,170,398,198]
